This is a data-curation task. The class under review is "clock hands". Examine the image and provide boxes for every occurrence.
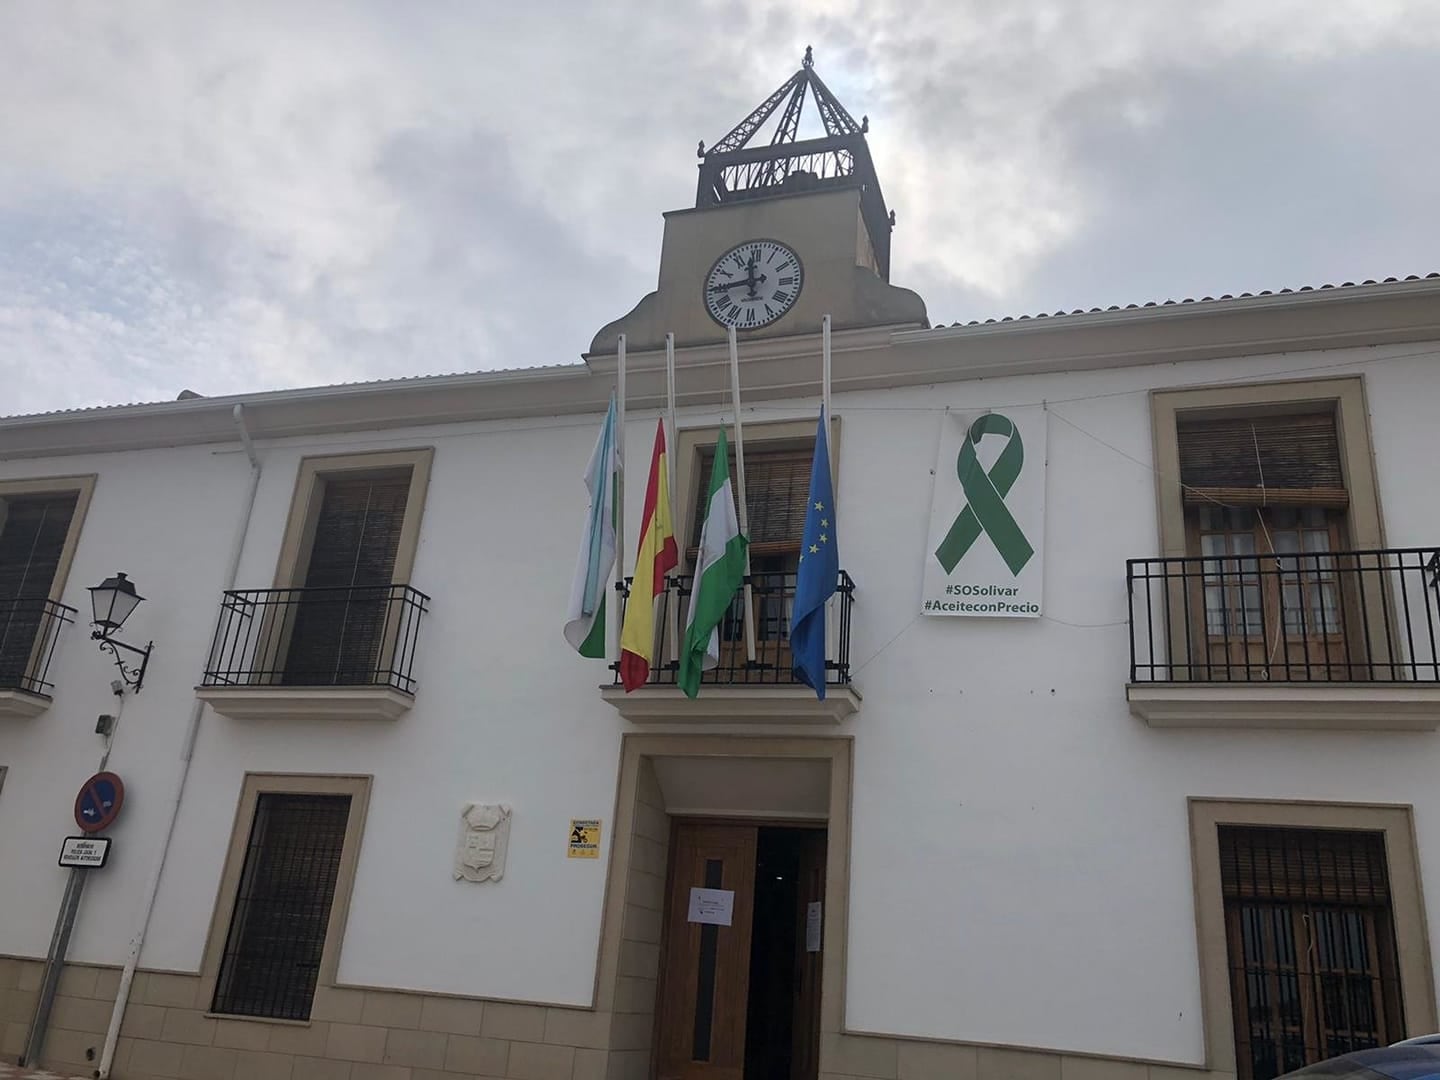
[744,253,762,299]
[709,275,769,294]
[710,259,769,298]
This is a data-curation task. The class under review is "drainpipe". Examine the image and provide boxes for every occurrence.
[94,403,262,1078]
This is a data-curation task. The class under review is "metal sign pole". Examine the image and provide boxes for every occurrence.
[20,866,89,1067]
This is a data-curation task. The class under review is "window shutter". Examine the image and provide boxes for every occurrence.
[285,471,411,685]
[1177,413,1347,507]
[1218,825,1390,904]
[302,471,411,588]
[212,793,351,1020]
[0,493,78,688]
[0,493,78,600]
[692,446,813,555]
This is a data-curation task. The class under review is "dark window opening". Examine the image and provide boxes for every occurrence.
[283,470,411,685]
[690,445,812,678]
[0,492,77,690]
[212,793,352,1020]
[1220,825,1404,1080]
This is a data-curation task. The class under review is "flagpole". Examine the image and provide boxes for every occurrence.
[664,333,680,670]
[822,314,832,455]
[614,334,627,664]
[727,326,758,665]
[821,314,835,667]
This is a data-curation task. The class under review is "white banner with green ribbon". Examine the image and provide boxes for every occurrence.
[921,406,1046,617]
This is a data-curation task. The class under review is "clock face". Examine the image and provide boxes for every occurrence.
[704,240,803,330]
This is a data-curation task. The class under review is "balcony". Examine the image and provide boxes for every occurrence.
[196,584,429,721]
[1126,547,1440,730]
[599,570,860,724]
[0,598,76,718]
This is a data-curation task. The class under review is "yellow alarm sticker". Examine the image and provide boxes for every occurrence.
[567,819,601,859]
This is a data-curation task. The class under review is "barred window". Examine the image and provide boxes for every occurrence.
[212,793,352,1020]
[1220,825,1404,1080]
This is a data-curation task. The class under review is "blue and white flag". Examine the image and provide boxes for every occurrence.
[563,395,619,657]
[790,407,837,698]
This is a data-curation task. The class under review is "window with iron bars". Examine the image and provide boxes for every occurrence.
[1219,825,1404,1080]
[212,793,352,1020]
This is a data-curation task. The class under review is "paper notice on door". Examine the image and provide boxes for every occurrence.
[687,887,735,926]
[805,901,822,952]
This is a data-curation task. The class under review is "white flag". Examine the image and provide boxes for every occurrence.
[563,396,619,656]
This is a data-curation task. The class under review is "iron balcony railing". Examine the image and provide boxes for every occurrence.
[1127,547,1440,683]
[202,584,430,694]
[0,597,76,697]
[611,570,855,688]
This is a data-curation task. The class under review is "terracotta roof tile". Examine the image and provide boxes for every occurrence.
[938,272,1440,328]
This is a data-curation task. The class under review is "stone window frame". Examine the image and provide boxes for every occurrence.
[0,474,97,691]
[1188,797,1437,1074]
[673,417,840,573]
[0,474,97,601]
[199,772,373,1023]
[1150,376,1383,559]
[271,448,435,589]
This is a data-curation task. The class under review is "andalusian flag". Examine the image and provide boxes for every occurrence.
[678,428,747,698]
[619,420,678,690]
[563,396,619,657]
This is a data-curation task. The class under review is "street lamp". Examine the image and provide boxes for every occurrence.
[88,573,153,693]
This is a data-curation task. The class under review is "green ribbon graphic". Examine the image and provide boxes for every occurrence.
[934,413,1034,576]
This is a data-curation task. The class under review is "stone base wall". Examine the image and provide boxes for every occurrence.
[820,1033,1235,1080]
[1,957,615,1080]
[3,954,1239,1080]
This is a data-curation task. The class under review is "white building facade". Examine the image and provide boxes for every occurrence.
[2,56,1440,1080]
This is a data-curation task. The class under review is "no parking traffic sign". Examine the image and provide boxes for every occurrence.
[74,771,125,833]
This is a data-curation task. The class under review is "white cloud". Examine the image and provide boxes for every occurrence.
[1,0,1438,412]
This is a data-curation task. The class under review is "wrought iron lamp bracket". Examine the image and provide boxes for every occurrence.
[92,630,153,693]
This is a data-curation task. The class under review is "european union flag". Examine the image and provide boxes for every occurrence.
[791,407,837,699]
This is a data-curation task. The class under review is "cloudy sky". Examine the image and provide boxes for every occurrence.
[3,1,1438,415]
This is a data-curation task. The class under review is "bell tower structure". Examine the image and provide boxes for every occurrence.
[589,49,927,355]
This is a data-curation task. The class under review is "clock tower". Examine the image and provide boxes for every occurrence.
[589,48,927,356]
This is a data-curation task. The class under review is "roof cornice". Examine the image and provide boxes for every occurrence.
[2,277,1437,460]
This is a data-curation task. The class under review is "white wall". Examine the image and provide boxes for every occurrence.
[838,342,1440,1062]
[1,339,1438,1060]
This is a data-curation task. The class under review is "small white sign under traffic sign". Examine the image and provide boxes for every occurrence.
[58,835,111,869]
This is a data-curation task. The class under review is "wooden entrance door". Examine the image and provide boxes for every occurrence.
[790,830,826,1080]
[656,824,758,1080]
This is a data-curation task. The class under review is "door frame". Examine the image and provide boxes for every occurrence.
[591,736,853,1080]
[653,813,830,1077]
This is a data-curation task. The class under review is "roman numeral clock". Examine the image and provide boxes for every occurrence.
[704,239,803,330]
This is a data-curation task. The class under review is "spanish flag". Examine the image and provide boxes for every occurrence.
[619,420,678,691]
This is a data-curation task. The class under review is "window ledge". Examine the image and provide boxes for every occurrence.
[196,685,414,722]
[600,684,860,724]
[1127,683,1440,731]
[0,688,53,719]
